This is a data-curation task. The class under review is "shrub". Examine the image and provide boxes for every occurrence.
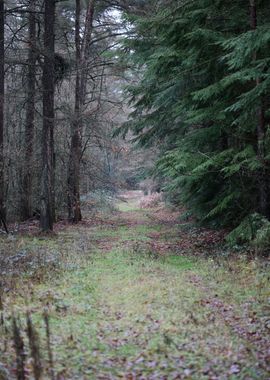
[226,213,270,254]
[139,193,163,209]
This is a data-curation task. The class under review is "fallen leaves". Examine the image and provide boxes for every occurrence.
[0,192,269,379]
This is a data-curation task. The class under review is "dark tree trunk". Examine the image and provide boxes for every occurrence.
[80,0,95,103]
[256,103,269,217]
[0,0,6,230]
[40,0,55,231]
[67,0,82,222]
[67,0,95,223]
[250,0,257,30]
[250,0,270,218]
[21,0,37,221]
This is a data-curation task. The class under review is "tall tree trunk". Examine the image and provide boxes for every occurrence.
[40,0,55,231]
[67,0,95,222]
[67,0,82,222]
[80,0,95,103]
[0,0,6,230]
[250,0,270,218]
[21,0,37,221]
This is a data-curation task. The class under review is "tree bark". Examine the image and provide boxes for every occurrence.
[40,0,55,231]
[21,0,37,221]
[0,0,6,229]
[67,0,95,222]
[249,0,270,218]
[80,0,95,103]
[67,0,82,222]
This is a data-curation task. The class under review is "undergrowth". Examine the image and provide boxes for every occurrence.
[0,195,269,379]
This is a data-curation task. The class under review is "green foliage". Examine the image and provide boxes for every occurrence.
[253,221,270,253]
[226,212,270,253]
[2,198,269,378]
[119,0,270,236]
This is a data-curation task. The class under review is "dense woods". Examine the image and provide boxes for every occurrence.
[0,0,269,246]
[0,0,138,231]
[0,1,269,379]
[119,0,270,248]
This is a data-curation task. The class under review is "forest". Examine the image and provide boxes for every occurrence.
[0,0,269,379]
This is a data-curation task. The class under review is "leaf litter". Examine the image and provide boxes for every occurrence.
[0,191,269,379]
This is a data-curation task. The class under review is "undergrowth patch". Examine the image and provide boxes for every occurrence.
[0,194,269,379]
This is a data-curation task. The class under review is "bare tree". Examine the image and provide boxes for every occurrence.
[40,0,55,231]
[0,0,6,230]
[21,0,37,221]
[67,0,95,222]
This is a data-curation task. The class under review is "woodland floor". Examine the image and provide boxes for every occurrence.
[0,191,269,379]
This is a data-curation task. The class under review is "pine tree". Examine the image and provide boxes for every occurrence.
[120,0,270,229]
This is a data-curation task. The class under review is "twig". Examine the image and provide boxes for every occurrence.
[26,312,42,380]
[12,316,26,380]
[43,309,55,380]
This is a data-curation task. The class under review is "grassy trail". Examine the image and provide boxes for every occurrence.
[1,193,269,379]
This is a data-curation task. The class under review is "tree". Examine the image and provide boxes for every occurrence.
[120,0,270,230]
[249,0,269,218]
[67,0,95,222]
[20,0,37,221]
[0,0,145,227]
[40,0,55,231]
[0,0,6,231]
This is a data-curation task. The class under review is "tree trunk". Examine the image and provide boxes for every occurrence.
[40,0,55,231]
[67,0,82,222]
[67,0,95,222]
[250,0,270,218]
[0,0,6,229]
[80,0,95,103]
[21,0,37,221]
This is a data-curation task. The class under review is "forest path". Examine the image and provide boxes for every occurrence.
[1,192,269,379]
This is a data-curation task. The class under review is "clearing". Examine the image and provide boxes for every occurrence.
[0,191,269,379]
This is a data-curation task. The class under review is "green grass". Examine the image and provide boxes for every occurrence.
[1,199,269,379]
[165,255,195,269]
[117,200,143,212]
[89,224,163,243]
[3,249,268,379]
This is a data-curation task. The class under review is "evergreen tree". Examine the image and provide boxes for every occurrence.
[120,0,270,232]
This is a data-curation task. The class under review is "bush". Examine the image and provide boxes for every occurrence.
[139,193,163,209]
[226,213,270,254]
[81,190,116,214]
